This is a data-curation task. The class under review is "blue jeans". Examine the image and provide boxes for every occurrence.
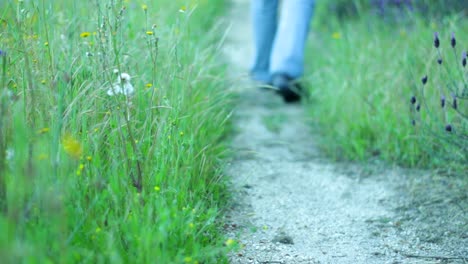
[250,0,315,83]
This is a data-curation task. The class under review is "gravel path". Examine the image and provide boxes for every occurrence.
[222,1,468,263]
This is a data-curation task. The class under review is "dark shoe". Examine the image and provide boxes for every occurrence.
[272,74,302,103]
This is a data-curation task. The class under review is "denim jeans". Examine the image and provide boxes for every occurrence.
[250,0,315,83]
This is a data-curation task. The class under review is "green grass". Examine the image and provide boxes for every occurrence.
[306,9,468,173]
[0,0,233,263]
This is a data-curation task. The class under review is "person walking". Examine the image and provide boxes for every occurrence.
[250,0,315,103]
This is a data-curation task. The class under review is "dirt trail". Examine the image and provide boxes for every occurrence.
[222,0,467,263]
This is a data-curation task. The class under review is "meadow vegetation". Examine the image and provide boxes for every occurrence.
[306,2,467,174]
[0,0,232,263]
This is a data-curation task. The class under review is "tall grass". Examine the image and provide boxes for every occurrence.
[306,9,467,173]
[0,0,232,263]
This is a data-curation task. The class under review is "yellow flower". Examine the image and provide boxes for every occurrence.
[332,32,341,39]
[80,32,91,38]
[145,83,153,88]
[41,79,46,84]
[76,163,85,175]
[179,131,184,136]
[225,238,235,247]
[62,133,83,159]
[142,4,147,11]
[44,42,48,46]
[146,31,153,36]
[154,186,160,192]
[39,127,50,134]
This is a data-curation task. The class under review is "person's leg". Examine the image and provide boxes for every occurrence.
[250,0,279,83]
[270,0,315,79]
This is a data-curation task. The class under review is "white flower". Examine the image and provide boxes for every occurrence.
[107,72,134,96]
[6,148,14,161]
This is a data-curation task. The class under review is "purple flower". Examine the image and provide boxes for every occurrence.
[462,51,467,67]
[450,32,456,48]
[434,32,440,48]
[445,124,452,132]
[421,75,428,85]
[0,50,5,57]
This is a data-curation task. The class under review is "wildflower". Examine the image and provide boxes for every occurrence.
[433,32,440,48]
[95,227,101,233]
[154,186,160,192]
[62,133,83,159]
[5,148,14,161]
[44,42,48,46]
[332,32,341,39]
[445,124,452,132]
[107,72,134,96]
[41,79,46,84]
[437,58,442,65]
[411,119,416,126]
[145,83,152,88]
[462,51,467,67]
[80,32,91,38]
[441,95,446,108]
[0,49,5,57]
[450,32,456,48]
[76,163,85,175]
[410,96,416,105]
[421,75,428,85]
[416,104,420,112]
[179,6,187,13]
[188,223,194,229]
[39,127,50,134]
[179,131,184,136]
[183,257,192,263]
[225,238,235,247]
[452,94,458,110]
[86,156,92,161]
[146,31,153,36]
[142,4,147,11]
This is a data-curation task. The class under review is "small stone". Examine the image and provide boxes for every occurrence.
[272,232,294,244]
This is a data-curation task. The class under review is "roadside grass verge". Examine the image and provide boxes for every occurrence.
[0,0,232,263]
[306,10,467,174]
